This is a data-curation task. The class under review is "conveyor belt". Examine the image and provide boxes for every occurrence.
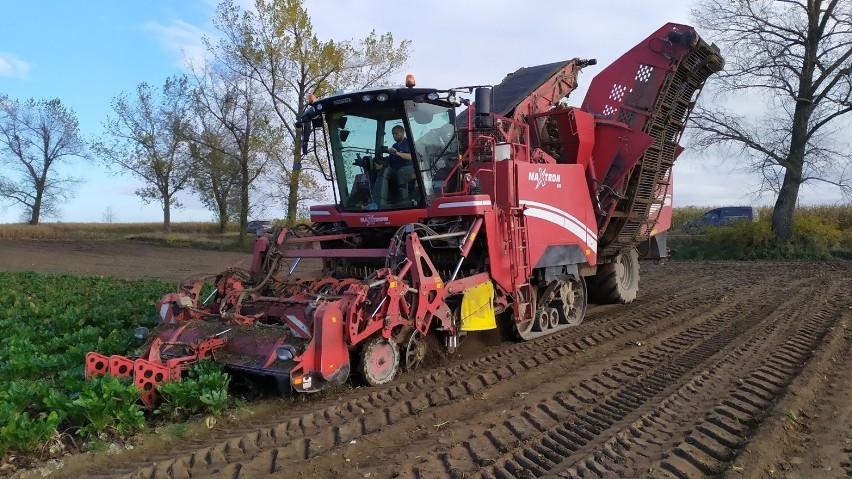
[598,34,724,258]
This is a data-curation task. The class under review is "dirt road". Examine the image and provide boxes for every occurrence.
[4,241,851,478]
[0,240,255,282]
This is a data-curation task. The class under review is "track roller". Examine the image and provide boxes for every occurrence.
[517,277,587,341]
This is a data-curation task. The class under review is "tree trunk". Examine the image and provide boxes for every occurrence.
[287,168,301,225]
[217,200,228,233]
[30,193,42,225]
[163,195,172,234]
[286,137,302,225]
[30,177,46,225]
[239,159,249,243]
[771,169,801,242]
[773,95,810,242]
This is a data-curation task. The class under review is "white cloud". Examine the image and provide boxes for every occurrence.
[0,52,31,79]
[306,0,692,93]
[143,19,209,70]
[674,159,765,207]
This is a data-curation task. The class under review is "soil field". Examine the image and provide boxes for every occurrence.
[3,240,852,479]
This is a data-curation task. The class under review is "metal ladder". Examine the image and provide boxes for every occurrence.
[507,207,534,323]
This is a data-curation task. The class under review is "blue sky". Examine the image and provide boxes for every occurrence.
[0,1,845,224]
[0,1,212,223]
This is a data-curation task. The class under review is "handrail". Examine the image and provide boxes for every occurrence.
[440,134,497,199]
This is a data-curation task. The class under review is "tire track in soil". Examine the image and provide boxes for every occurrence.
[653,285,848,478]
[63,264,740,479]
[53,262,816,479]
[377,275,819,478]
[691,271,852,479]
[549,281,849,479]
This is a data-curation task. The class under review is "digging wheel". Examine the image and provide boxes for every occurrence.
[358,336,400,386]
[403,330,428,371]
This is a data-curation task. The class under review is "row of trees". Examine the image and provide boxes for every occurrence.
[0,0,850,243]
[0,0,410,237]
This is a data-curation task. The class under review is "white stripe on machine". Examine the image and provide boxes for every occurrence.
[437,200,491,209]
[522,207,598,251]
[519,199,597,241]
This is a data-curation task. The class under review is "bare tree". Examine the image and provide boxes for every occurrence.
[92,76,195,233]
[102,205,116,224]
[210,0,411,224]
[690,0,852,241]
[0,95,86,224]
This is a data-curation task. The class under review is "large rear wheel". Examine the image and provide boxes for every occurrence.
[358,336,400,386]
[588,247,640,304]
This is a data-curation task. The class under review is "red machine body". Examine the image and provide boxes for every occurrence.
[86,23,723,402]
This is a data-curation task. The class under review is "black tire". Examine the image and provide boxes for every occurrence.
[588,248,640,304]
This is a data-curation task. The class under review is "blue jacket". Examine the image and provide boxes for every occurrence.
[389,139,411,169]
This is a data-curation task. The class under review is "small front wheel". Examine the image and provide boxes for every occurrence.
[358,336,400,386]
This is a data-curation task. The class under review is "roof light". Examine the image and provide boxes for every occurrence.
[307,93,317,104]
[361,94,373,102]
[377,93,389,102]
[427,92,439,100]
[405,74,416,88]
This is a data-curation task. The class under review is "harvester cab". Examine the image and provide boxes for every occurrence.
[86,23,723,406]
[299,85,461,212]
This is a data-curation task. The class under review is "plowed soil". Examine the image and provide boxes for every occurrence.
[3,240,851,479]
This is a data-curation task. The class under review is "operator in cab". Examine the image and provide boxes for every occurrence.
[387,125,414,199]
[372,125,415,206]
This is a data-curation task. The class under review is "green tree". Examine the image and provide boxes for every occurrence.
[0,95,86,224]
[189,61,269,240]
[188,126,242,233]
[211,0,411,224]
[690,0,852,242]
[92,76,195,234]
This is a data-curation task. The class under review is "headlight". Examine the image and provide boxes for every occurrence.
[315,103,323,111]
[361,94,373,102]
[276,344,298,361]
[133,326,150,341]
[377,93,389,102]
[427,92,439,100]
